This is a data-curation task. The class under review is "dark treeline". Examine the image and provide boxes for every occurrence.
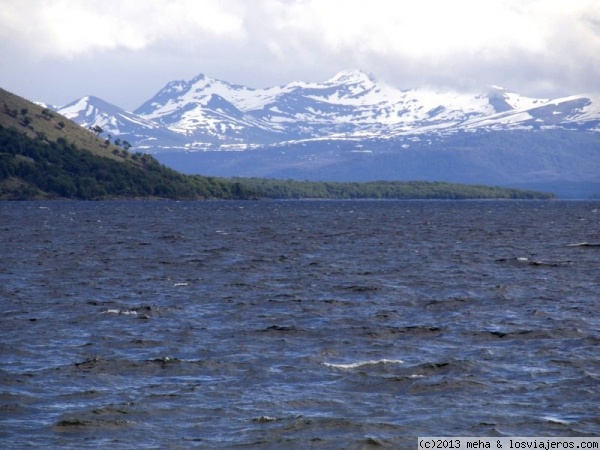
[0,125,554,200]
[230,177,554,200]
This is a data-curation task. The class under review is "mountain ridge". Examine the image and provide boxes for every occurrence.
[56,70,600,151]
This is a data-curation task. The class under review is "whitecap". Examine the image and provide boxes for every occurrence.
[101,309,137,315]
[541,415,573,425]
[253,415,278,423]
[566,242,600,247]
[323,359,404,370]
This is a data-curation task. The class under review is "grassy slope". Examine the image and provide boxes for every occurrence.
[0,88,124,160]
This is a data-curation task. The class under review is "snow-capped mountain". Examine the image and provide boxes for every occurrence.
[58,70,600,151]
[458,88,600,133]
[56,95,187,150]
[133,74,282,146]
[133,69,599,144]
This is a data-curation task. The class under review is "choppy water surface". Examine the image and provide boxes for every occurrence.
[1,200,599,448]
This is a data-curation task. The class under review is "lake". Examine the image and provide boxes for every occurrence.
[1,200,599,448]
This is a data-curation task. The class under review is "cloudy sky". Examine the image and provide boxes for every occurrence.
[1,0,599,110]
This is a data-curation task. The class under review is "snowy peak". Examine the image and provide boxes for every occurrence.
[303,70,385,104]
[59,96,133,130]
[486,87,515,113]
[134,73,255,120]
[59,96,165,132]
[484,85,548,112]
[328,69,375,83]
[132,74,285,145]
[57,95,185,148]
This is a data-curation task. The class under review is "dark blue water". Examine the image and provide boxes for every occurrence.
[1,200,599,449]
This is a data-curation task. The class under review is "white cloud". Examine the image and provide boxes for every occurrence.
[265,0,600,95]
[0,0,245,58]
[1,0,598,107]
[260,1,584,57]
[5,0,595,61]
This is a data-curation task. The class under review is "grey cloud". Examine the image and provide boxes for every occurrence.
[1,0,599,109]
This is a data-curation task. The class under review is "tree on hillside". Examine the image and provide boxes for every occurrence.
[41,108,54,120]
[91,125,104,136]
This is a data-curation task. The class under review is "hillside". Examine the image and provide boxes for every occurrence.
[0,87,553,200]
[1,88,127,160]
[0,88,235,200]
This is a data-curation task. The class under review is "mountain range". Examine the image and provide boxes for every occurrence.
[53,70,600,197]
[3,86,554,201]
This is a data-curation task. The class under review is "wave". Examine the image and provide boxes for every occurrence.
[102,309,138,315]
[323,359,404,370]
[566,242,600,248]
[494,257,573,267]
